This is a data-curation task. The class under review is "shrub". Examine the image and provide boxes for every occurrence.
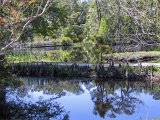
[61,36,73,46]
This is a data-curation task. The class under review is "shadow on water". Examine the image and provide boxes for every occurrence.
[0,77,69,120]
[1,77,160,119]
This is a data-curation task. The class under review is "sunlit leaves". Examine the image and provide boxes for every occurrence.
[28,0,36,4]
[99,17,110,39]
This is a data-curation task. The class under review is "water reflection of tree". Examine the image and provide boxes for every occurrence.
[147,84,160,100]
[0,77,70,120]
[91,81,143,118]
[126,82,160,101]
[24,77,85,96]
[0,77,92,119]
[0,95,69,120]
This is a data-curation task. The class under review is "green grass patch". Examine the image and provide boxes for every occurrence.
[106,51,160,62]
[7,51,59,62]
[7,50,160,63]
[6,49,73,63]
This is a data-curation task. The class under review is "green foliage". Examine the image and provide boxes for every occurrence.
[60,50,71,62]
[61,36,73,46]
[72,25,83,36]
[63,25,74,38]
[32,17,49,37]
[99,45,111,53]
[20,27,34,42]
[2,0,160,65]
[92,44,112,63]
[62,24,84,43]
[99,17,109,39]
[1,0,160,52]
[31,3,67,39]
[0,0,68,51]
[95,35,105,45]
[0,30,11,46]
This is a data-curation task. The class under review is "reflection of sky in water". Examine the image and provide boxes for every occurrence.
[5,78,160,120]
[6,90,56,104]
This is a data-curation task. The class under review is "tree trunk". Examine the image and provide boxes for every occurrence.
[95,0,102,25]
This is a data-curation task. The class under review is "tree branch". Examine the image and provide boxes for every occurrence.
[0,0,55,52]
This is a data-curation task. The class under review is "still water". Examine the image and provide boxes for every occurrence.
[7,44,160,64]
[0,77,160,120]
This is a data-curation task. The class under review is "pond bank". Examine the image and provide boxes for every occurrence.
[8,62,160,81]
[106,51,160,62]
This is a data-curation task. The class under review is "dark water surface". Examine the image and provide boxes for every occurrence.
[1,77,160,120]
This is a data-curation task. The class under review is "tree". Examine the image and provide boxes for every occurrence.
[99,17,109,40]
[58,0,88,44]
[0,0,60,53]
[85,0,160,49]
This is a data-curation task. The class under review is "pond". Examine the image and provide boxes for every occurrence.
[3,43,160,119]
[1,77,160,120]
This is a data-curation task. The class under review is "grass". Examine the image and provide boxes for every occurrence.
[6,50,160,63]
[7,52,58,62]
[6,49,74,63]
[106,51,160,62]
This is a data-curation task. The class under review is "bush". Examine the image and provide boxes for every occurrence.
[61,36,73,46]
[91,35,105,45]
